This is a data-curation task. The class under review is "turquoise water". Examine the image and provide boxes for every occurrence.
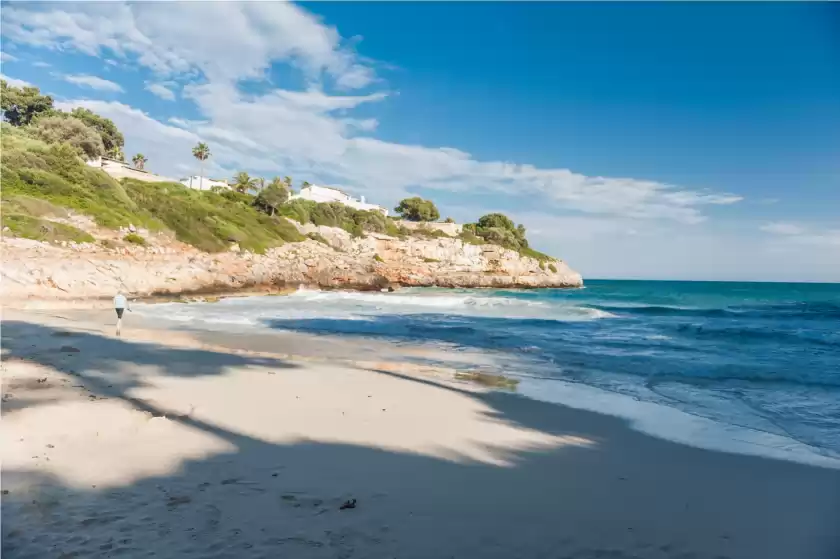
[137,280,840,463]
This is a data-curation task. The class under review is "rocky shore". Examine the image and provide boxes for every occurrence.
[1,218,583,305]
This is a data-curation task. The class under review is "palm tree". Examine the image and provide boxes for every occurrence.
[131,153,147,170]
[231,171,256,194]
[108,146,124,161]
[253,177,266,193]
[192,142,211,188]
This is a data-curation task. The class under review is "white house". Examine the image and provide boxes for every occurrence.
[290,184,388,215]
[180,175,230,191]
[86,156,177,183]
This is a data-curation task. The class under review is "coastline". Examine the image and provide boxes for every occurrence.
[3,308,839,558]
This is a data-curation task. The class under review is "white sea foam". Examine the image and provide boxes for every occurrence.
[516,377,840,469]
[136,289,615,325]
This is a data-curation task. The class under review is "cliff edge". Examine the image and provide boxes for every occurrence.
[0,218,582,305]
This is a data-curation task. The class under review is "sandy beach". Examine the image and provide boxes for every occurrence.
[2,308,839,559]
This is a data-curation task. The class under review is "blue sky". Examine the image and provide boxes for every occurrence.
[2,2,838,281]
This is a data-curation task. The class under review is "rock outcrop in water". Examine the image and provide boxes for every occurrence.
[0,218,582,304]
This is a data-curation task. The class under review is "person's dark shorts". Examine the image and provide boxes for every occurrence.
[116,308,125,319]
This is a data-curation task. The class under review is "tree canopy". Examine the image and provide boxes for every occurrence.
[70,107,124,153]
[466,212,530,251]
[1,80,54,126]
[254,181,289,216]
[394,197,440,222]
[132,153,147,170]
[192,142,210,162]
[231,171,257,193]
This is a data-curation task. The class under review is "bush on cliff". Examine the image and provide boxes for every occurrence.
[394,197,440,222]
[464,212,555,262]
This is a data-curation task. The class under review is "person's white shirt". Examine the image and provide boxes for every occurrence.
[114,294,129,309]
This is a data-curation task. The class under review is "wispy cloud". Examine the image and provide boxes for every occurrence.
[761,222,840,247]
[145,81,176,101]
[32,60,51,68]
[61,73,124,92]
[1,52,18,62]
[0,73,31,87]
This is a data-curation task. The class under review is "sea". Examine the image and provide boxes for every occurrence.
[135,280,840,467]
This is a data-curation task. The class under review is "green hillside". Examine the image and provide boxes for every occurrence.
[1,79,554,261]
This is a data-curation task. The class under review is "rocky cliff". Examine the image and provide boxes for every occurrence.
[0,217,583,305]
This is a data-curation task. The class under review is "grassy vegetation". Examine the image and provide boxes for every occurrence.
[548,263,558,273]
[278,199,402,238]
[122,179,303,253]
[1,113,557,261]
[454,371,520,391]
[1,213,95,244]
[373,254,384,263]
[519,246,555,263]
[1,123,304,253]
[422,257,440,263]
[123,232,147,246]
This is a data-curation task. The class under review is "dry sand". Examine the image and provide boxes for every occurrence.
[2,309,839,559]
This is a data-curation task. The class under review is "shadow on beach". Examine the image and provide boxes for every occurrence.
[2,319,839,559]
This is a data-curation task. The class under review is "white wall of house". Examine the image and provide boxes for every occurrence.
[180,176,230,191]
[91,156,177,183]
[291,185,388,215]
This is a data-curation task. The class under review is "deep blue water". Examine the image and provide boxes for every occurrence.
[138,280,840,462]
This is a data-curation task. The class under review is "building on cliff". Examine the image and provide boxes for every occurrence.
[290,184,388,216]
[87,156,178,183]
[180,176,231,191]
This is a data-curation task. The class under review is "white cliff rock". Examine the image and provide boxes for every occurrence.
[0,223,583,304]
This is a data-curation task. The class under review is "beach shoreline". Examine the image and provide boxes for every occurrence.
[3,307,840,558]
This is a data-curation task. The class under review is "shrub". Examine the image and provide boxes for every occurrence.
[394,197,440,222]
[409,226,450,239]
[444,217,455,223]
[422,257,440,263]
[548,263,558,273]
[30,115,105,160]
[373,254,384,263]
[123,232,147,246]
[307,232,330,245]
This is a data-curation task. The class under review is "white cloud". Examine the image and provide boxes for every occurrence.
[1,73,31,88]
[0,2,376,88]
[62,73,124,92]
[1,52,18,62]
[7,2,743,226]
[761,222,840,247]
[760,222,805,236]
[145,81,176,101]
[32,60,51,68]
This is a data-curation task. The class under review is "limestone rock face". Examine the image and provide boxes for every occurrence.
[0,221,583,303]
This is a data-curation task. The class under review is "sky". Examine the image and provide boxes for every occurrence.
[1,2,838,282]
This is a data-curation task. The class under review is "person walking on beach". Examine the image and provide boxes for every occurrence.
[114,291,131,336]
